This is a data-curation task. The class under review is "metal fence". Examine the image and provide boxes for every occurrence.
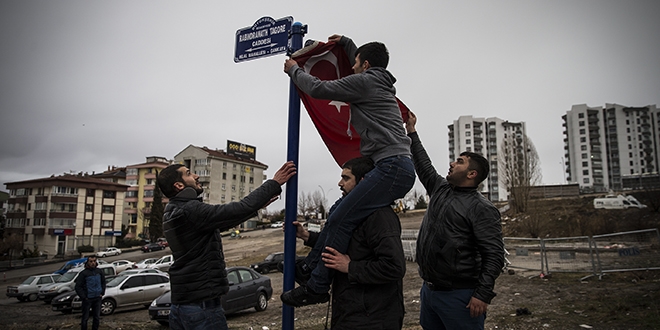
[402,228,660,280]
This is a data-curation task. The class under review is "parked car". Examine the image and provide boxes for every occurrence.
[50,290,79,314]
[250,252,305,274]
[39,264,116,303]
[134,258,159,269]
[148,266,272,326]
[157,238,168,247]
[270,221,283,228]
[96,247,122,257]
[119,268,167,276]
[6,274,62,302]
[72,273,171,315]
[141,243,166,253]
[111,260,135,273]
[148,255,174,272]
[53,257,88,275]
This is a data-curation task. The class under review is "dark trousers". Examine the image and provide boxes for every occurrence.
[81,297,102,330]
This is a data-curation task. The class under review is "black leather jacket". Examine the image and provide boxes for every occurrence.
[409,132,504,304]
[163,181,281,304]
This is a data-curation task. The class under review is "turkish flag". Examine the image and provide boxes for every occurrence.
[291,40,410,167]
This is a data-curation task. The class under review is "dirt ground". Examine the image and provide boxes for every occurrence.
[2,207,660,330]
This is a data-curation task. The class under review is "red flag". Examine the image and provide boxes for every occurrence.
[291,40,410,167]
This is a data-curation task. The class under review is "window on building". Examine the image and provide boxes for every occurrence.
[630,161,634,166]
[101,220,112,228]
[231,196,236,202]
[465,124,471,129]
[126,191,137,198]
[579,121,585,126]
[579,129,585,134]
[130,214,137,224]
[466,147,471,152]
[144,190,154,198]
[222,173,227,180]
[34,218,46,226]
[26,219,30,226]
[581,145,587,151]
[232,174,237,180]
[626,128,630,133]
[582,162,588,167]
[578,113,584,118]
[127,168,138,176]
[87,189,95,196]
[240,176,245,183]
[126,179,138,186]
[85,204,93,212]
[223,162,227,169]
[102,205,114,213]
[581,153,588,159]
[628,136,631,141]
[628,144,632,149]
[583,170,589,175]
[222,183,226,190]
[233,164,237,169]
[232,185,236,192]
[580,137,586,143]
[466,139,471,145]
[465,131,471,137]
[583,178,590,184]
[146,179,153,185]
[249,177,254,184]
[103,190,116,198]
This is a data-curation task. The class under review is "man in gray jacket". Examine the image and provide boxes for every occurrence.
[157,161,296,330]
[406,111,504,330]
[281,34,415,307]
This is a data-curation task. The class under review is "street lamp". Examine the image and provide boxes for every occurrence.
[318,185,326,219]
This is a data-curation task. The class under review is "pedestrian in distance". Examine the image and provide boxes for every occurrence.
[281,33,415,307]
[290,156,406,329]
[74,256,105,330]
[405,111,505,330]
[157,161,296,330]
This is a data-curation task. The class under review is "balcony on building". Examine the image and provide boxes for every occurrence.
[49,218,76,229]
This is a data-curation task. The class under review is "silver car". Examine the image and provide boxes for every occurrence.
[6,274,62,302]
[73,273,170,315]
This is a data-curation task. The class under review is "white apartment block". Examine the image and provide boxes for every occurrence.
[562,103,659,192]
[4,175,128,257]
[174,144,268,208]
[449,116,526,202]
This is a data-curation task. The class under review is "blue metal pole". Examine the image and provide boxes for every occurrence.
[283,21,306,330]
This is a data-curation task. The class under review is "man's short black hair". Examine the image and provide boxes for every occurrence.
[460,151,489,184]
[342,157,375,183]
[157,164,185,198]
[356,42,389,69]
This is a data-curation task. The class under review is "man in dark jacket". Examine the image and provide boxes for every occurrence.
[406,111,504,330]
[292,157,406,329]
[74,256,105,330]
[157,161,296,330]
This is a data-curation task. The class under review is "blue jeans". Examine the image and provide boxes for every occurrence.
[420,283,485,330]
[169,301,228,330]
[81,297,101,330]
[305,155,415,293]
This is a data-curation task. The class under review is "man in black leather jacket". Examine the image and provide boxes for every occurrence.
[406,111,504,330]
[157,161,296,330]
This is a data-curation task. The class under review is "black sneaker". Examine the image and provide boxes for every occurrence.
[280,286,329,307]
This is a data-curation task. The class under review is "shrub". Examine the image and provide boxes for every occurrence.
[77,245,95,254]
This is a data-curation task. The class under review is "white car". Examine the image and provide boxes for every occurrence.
[111,260,135,273]
[96,247,122,257]
[148,255,174,272]
[134,258,159,269]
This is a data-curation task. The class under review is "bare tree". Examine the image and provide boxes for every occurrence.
[310,190,326,218]
[297,191,313,218]
[500,134,542,213]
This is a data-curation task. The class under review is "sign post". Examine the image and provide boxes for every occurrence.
[236,17,305,330]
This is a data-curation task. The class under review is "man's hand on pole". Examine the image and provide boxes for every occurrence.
[284,58,297,74]
[273,161,297,185]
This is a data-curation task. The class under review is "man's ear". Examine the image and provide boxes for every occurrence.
[173,182,185,191]
[467,170,478,180]
[363,60,371,70]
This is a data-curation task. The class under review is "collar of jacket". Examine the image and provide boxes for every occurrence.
[172,187,202,202]
[451,185,478,193]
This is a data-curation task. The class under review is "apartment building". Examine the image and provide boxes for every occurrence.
[174,143,268,226]
[4,174,128,257]
[563,104,659,192]
[448,115,526,202]
[123,156,171,239]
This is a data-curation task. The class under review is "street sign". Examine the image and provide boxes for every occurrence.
[105,230,122,236]
[235,16,293,63]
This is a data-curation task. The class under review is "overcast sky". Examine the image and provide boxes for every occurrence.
[1,0,659,211]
